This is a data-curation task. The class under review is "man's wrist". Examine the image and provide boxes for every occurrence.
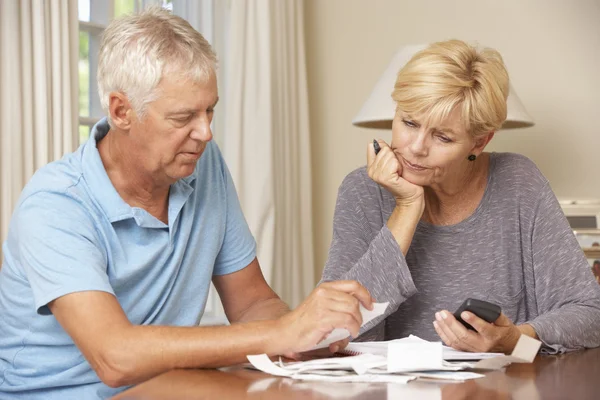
[235,298,290,324]
[267,316,292,356]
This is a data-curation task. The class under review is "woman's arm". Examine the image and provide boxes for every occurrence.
[528,182,600,353]
[320,168,421,339]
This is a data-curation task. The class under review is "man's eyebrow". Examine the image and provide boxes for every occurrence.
[166,98,219,117]
[166,109,197,117]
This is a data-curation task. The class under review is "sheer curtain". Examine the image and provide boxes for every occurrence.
[219,0,315,307]
[0,0,79,259]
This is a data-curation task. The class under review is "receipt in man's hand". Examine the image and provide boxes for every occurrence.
[309,302,389,350]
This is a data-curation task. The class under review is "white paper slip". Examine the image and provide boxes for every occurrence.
[472,334,542,370]
[343,335,500,361]
[310,302,389,350]
[443,346,503,360]
[277,353,386,375]
[387,340,449,373]
[406,335,504,361]
[247,354,295,377]
[248,353,387,376]
[246,353,414,384]
[343,335,427,357]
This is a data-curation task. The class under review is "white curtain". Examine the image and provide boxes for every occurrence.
[0,0,79,257]
[221,0,314,307]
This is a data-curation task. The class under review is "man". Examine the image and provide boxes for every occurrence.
[0,8,372,399]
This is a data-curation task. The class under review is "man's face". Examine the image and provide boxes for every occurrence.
[127,73,218,184]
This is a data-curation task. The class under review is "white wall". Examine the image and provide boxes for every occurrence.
[304,0,600,280]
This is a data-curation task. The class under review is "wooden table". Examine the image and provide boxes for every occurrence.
[113,348,600,399]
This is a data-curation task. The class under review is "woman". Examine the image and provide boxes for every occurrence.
[321,40,600,354]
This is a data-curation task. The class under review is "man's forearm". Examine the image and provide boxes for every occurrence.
[102,320,286,388]
[233,297,290,323]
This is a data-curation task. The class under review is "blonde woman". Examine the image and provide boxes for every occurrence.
[321,40,600,354]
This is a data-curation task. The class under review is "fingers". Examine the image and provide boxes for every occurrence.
[322,296,363,329]
[367,139,388,166]
[288,281,374,351]
[282,352,302,361]
[327,310,362,338]
[368,142,394,175]
[320,280,374,310]
[308,283,368,337]
[433,310,480,352]
[367,141,376,167]
[329,337,350,354]
[461,311,494,335]
[492,312,511,327]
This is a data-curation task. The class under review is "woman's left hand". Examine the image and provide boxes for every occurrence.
[432,310,521,354]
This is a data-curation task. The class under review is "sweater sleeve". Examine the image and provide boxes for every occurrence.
[319,169,417,339]
[527,182,600,353]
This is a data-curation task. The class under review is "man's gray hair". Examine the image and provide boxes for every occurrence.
[97,7,217,126]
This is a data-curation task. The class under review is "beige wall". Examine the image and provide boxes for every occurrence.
[304,0,600,281]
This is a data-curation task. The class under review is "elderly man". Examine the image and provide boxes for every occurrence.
[0,8,371,399]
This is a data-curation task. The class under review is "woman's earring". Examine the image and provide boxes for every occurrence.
[468,154,476,161]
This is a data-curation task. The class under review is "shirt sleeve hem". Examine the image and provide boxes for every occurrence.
[35,284,115,315]
[212,250,257,277]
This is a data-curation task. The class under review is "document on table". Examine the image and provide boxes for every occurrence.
[246,334,541,383]
[246,353,415,384]
[342,335,504,360]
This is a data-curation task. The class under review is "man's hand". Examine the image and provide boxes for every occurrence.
[275,281,374,355]
[432,310,522,354]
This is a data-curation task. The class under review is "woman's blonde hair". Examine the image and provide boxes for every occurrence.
[97,7,217,126]
[392,40,509,137]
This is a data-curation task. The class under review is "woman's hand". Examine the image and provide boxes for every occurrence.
[367,140,423,207]
[432,310,522,354]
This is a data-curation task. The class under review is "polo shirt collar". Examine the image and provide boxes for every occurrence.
[81,118,195,227]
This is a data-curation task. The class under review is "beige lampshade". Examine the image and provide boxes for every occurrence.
[352,44,534,130]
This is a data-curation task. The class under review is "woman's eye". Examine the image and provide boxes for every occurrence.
[402,119,416,128]
[437,134,452,143]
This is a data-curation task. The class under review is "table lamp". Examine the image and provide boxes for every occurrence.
[353,44,534,130]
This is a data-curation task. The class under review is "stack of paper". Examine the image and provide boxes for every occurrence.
[247,302,542,384]
[248,334,541,383]
[342,335,503,360]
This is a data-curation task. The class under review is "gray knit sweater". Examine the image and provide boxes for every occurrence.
[321,152,600,354]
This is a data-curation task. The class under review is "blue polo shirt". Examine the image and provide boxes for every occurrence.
[0,119,256,399]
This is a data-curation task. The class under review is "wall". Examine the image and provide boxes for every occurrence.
[304,0,600,281]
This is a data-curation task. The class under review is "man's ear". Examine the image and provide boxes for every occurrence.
[471,132,495,156]
[108,92,134,130]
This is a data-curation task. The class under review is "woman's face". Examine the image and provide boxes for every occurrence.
[391,107,480,187]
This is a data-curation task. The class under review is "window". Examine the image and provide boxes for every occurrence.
[78,0,173,144]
